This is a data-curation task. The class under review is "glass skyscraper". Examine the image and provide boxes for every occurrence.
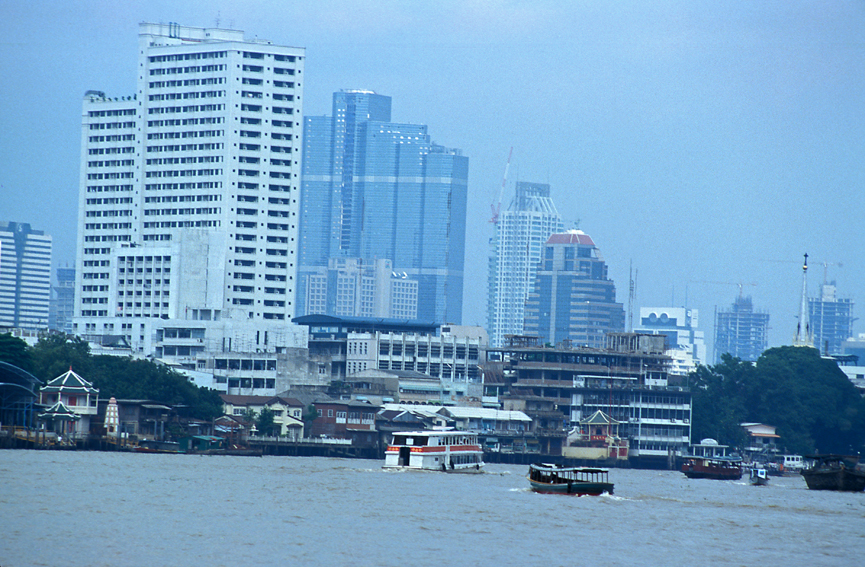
[299,90,468,323]
[523,230,625,348]
[0,221,52,329]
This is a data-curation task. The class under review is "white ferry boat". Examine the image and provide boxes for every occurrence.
[383,429,484,473]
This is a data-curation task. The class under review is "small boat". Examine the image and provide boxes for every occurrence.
[749,467,769,486]
[383,429,484,473]
[681,438,742,480]
[527,463,614,495]
[681,456,743,480]
[801,455,865,492]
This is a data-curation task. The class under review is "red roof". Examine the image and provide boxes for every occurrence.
[546,231,595,246]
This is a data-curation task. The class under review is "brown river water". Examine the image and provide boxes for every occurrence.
[1,451,863,566]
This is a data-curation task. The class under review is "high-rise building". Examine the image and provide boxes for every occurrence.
[809,282,854,355]
[0,222,52,329]
[302,257,418,319]
[74,23,305,349]
[635,307,706,375]
[298,90,468,323]
[713,295,769,363]
[487,182,564,347]
[49,267,75,334]
[523,230,625,348]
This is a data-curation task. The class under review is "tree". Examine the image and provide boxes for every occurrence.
[256,407,276,436]
[0,333,32,372]
[689,354,754,447]
[241,408,257,424]
[689,346,865,455]
[29,334,92,382]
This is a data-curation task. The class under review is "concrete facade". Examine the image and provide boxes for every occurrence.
[74,22,305,343]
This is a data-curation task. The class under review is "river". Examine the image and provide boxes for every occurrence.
[1,451,863,566]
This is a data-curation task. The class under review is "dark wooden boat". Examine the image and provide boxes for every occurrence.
[681,456,742,480]
[801,455,865,492]
[527,463,614,495]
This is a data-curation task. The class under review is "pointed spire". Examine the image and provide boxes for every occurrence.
[794,253,813,347]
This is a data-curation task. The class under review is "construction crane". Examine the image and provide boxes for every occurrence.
[489,147,513,224]
[819,261,843,285]
[691,281,757,298]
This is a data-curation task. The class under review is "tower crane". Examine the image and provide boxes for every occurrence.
[691,281,757,298]
[819,261,843,285]
[489,147,513,224]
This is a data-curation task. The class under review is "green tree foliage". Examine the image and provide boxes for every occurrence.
[30,334,92,381]
[690,346,865,455]
[0,333,32,372]
[27,336,222,421]
[240,407,257,423]
[690,354,755,448]
[256,406,276,436]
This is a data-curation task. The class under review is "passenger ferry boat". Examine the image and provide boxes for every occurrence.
[681,439,743,480]
[383,429,484,473]
[527,463,614,495]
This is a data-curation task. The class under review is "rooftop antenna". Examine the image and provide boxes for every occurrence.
[489,147,512,224]
[627,262,637,332]
[794,253,813,347]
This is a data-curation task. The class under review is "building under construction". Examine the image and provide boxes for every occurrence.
[713,295,770,363]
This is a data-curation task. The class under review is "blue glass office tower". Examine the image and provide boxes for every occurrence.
[523,230,624,348]
[299,90,467,323]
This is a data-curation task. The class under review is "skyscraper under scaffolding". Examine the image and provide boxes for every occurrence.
[809,282,854,355]
[713,295,769,363]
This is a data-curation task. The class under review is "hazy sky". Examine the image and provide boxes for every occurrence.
[2,1,863,358]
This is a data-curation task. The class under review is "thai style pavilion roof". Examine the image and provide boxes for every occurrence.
[38,400,81,421]
[580,409,619,425]
[40,367,99,395]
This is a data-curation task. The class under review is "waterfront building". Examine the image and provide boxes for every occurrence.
[310,398,379,446]
[635,307,706,375]
[74,22,305,351]
[38,368,99,440]
[298,90,468,323]
[809,283,854,355]
[49,266,75,334]
[713,295,769,363]
[485,333,691,466]
[293,315,486,383]
[487,182,564,347]
[0,222,52,329]
[523,230,625,349]
[220,394,304,438]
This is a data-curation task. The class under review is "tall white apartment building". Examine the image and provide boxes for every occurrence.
[0,222,53,329]
[75,23,305,351]
[487,182,564,347]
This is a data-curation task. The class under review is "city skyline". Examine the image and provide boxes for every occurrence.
[2,2,863,360]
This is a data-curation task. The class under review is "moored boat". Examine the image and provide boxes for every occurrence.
[749,467,769,486]
[801,455,865,492]
[383,429,484,473]
[527,463,614,495]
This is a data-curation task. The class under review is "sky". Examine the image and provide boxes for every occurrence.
[1,0,863,360]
